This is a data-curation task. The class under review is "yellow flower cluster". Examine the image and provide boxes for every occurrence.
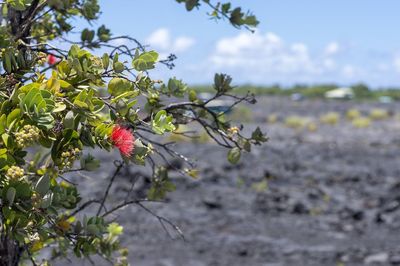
[15,125,40,148]
[228,126,240,135]
[37,52,47,65]
[60,147,81,169]
[6,166,25,179]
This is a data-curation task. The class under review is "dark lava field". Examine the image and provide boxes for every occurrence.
[58,97,400,266]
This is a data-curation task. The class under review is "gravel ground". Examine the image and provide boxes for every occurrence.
[56,97,400,266]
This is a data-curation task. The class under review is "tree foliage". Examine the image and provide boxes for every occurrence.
[0,0,266,264]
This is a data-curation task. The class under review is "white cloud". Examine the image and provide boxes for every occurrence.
[111,38,129,47]
[151,30,400,86]
[173,37,195,53]
[393,55,400,73]
[208,31,337,83]
[146,28,170,50]
[324,42,340,56]
[323,58,336,69]
[342,65,357,78]
[146,28,195,54]
[377,63,389,72]
[215,32,282,56]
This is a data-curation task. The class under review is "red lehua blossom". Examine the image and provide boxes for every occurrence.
[110,125,135,157]
[47,54,57,65]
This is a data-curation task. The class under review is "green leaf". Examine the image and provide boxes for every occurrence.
[97,25,111,42]
[107,222,123,236]
[63,111,75,129]
[167,78,187,98]
[243,14,259,27]
[108,78,132,97]
[102,53,109,70]
[7,0,32,11]
[221,3,231,13]
[0,114,6,135]
[59,80,73,90]
[6,108,21,128]
[86,224,100,236]
[53,102,66,112]
[130,139,151,165]
[74,100,88,109]
[72,58,83,74]
[2,133,11,148]
[132,51,158,71]
[243,140,251,152]
[151,110,176,135]
[214,73,233,93]
[116,101,128,116]
[73,89,94,110]
[15,182,31,199]
[68,44,80,58]
[40,192,53,208]
[251,127,268,143]
[227,147,241,164]
[80,154,100,171]
[35,175,50,196]
[6,187,16,205]
[229,7,244,26]
[110,90,139,103]
[185,0,199,11]
[81,28,95,43]
[189,89,197,102]
[113,61,124,73]
[147,167,176,200]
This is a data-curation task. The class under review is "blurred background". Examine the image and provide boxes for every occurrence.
[69,1,400,265]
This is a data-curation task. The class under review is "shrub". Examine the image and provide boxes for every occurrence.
[307,122,318,132]
[319,112,340,125]
[267,113,278,123]
[352,117,372,128]
[251,180,268,193]
[369,108,389,120]
[284,116,308,129]
[346,108,361,120]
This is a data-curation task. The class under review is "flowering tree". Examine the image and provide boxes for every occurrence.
[0,0,266,265]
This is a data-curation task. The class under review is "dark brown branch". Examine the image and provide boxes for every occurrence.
[96,161,124,216]
[67,199,101,219]
[101,199,185,241]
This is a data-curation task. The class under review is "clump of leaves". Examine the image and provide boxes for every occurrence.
[319,112,340,125]
[284,115,308,129]
[267,113,278,124]
[369,108,389,120]
[346,108,361,120]
[352,117,372,128]
[307,121,318,132]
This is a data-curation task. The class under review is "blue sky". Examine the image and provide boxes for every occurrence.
[82,1,400,87]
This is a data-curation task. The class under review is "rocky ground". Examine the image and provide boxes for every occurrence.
[58,97,400,266]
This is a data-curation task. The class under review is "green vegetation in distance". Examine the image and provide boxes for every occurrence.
[192,83,400,101]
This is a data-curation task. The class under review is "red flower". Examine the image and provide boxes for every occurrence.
[47,54,57,65]
[110,125,135,157]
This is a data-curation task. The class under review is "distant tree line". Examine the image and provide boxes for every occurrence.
[193,83,400,100]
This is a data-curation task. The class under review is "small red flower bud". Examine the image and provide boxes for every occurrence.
[47,54,57,65]
[110,125,135,157]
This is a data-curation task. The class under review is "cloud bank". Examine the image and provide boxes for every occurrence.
[145,28,400,86]
[146,28,195,55]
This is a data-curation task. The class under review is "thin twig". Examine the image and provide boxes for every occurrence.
[96,161,124,216]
